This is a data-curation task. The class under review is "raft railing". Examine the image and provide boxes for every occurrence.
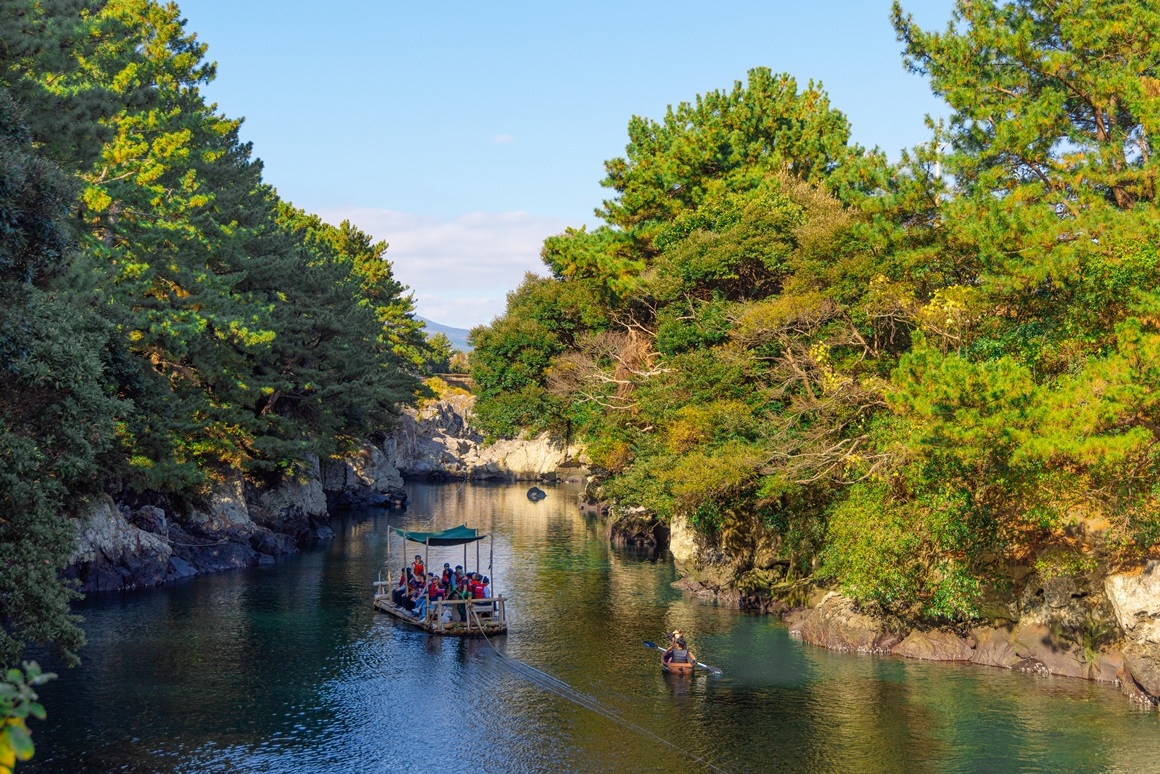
[373,582,506,633]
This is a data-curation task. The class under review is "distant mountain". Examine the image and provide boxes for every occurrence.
[417,316,473,352]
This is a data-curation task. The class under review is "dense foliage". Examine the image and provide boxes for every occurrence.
[472,0,1160,621]
[0,0,436,670]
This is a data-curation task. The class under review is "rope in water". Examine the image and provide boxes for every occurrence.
[413,476,467,531]
[468,607,730,774]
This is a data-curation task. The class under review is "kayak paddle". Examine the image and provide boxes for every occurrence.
[643,640,723,675]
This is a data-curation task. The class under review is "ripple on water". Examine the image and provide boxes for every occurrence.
[23,482,1160,774]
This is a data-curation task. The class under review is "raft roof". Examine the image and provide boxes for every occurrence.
[390,524,487,546]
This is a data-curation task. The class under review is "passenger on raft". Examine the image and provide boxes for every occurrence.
[392,568,412,607]
[412,554,425,577]
[663,636,695,668]
[453,566,469,596]
[410,572,445,619]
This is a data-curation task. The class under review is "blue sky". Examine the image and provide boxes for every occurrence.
[180,0,956,328]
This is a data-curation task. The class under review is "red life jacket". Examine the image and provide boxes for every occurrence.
[428,584,443,600]
[471,581,485,599]
[412,560,425,577]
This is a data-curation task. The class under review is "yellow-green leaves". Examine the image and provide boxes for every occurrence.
[0,663,55,772]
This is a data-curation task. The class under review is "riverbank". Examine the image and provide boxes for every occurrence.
[32,481,1160,774]
[68,393,587,593]
[645,508,1160,708]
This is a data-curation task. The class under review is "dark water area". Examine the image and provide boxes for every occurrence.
[25,482,1160,773]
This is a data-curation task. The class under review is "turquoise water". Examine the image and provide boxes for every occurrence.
[25,482,1160,773]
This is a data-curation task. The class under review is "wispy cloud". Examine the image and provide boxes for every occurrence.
[318,208,581,329]
[492,133,515,144]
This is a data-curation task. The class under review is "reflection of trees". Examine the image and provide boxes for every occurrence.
[29,482,1153,773]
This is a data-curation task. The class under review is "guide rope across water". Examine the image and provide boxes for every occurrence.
[469,607,731,774]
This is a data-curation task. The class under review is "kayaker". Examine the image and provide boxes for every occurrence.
[663,636,695,668]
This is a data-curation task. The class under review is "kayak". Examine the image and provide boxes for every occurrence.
[661,655,694,675]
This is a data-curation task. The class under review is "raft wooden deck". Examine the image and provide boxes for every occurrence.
[373,583,508,637]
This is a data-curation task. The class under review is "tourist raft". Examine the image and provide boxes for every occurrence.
[373,525,508,637]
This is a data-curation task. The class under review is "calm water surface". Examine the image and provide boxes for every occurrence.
[27,482,1160,773]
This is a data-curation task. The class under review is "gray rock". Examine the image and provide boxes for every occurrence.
[69,496,172,592]
[166,556,197,581]
[1106,562,1160,645]
[1123,642,1160,697]
[382,394,586,481]
[787,593,902,654]
[249,529,297,556]
[969,626,1024,669]
[322,444,405,507]
[130,506,167,536]
[892,630,975,661]
[174,540,258,574]
[606,507,669,550]
[251,454,327,535]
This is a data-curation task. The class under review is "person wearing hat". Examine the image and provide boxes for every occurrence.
[481,575,494,611]
[452,565,468,596]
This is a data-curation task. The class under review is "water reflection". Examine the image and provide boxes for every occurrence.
[24,482,1160,773]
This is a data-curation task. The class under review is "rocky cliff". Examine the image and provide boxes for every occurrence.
[383,394,589,482]
[67,445,405,593]
[67,394,587,593]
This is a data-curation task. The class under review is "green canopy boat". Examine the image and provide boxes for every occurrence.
[388,525,485,546]
[372,523,507,637]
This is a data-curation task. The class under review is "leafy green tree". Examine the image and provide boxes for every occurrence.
[0,0,427,674]
[0,61,122,664]
[818,0,1160,617]
[421,332,455,374]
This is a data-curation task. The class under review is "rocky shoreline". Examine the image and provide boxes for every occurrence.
[631,508,1160,708]
[68,395,589,593]
[77,390,1160,710]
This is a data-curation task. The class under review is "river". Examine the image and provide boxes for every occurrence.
[25,482,1160,773]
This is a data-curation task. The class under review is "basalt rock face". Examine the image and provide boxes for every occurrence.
[67,496,172,592]
[1106,562,1160,701]
[777,589,1125,683]
[321,445,405,508]
[786,593,903,654]
[382,394,588,482]
[606,507,670,551]
[667,511,787,597]
[67,447,407,592]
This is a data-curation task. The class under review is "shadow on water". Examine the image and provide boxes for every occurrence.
[24,482,1160,773]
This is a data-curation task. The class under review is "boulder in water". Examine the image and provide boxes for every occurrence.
[527,487,547,501]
